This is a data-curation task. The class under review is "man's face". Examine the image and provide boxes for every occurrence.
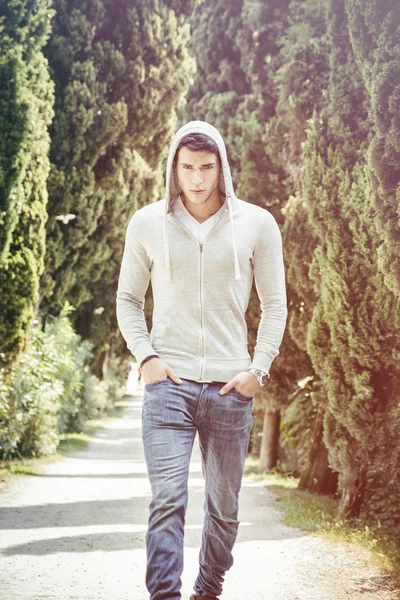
[174,147,221,205]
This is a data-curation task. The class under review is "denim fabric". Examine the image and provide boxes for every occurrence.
[141,376,254,600]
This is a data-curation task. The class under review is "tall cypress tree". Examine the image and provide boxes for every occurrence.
[234,0,291,207]
[345,0,400,298]
[0,0,55,368]
[41,0,196,375]
[274,0,329,187]
[302,0,400,520]
[270,0,340,489]
[272,0,330,358]
[182,0,250,181]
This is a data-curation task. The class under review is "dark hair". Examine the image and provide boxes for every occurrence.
[173,133,221,169]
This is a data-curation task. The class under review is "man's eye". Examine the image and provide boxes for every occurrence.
[182,165,213,169]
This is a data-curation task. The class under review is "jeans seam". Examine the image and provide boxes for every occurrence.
[203,509,210,568]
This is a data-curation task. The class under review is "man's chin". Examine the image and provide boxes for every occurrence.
[185,191,209,203]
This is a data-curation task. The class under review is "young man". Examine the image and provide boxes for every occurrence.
[116,120,287,600]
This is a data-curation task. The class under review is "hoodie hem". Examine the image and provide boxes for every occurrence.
[157,354,252,383]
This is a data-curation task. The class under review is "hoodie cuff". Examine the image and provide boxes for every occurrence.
[131,340,158,367]
[249,350,274,378]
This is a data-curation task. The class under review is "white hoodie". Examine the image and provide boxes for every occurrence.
[116,120,288,383]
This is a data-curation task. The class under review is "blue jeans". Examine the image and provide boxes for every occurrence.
[141,377,254,600]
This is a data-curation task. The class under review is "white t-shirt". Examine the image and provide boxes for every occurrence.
[172,194,227,244]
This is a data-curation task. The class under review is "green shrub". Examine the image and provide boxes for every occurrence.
[0,301,122,459]
[102,352,126,409]
[0,325,64,459]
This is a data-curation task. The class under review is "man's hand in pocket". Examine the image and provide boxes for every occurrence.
[142,357,182,385]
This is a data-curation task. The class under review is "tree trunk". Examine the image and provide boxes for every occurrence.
[298,403,338,495]
[338,473,367,519]
[102,343,111,380]
[259,408,280,472]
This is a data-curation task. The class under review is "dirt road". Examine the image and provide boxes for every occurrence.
[0,389,397,600]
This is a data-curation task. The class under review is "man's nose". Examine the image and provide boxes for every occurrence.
[192,169,203,184]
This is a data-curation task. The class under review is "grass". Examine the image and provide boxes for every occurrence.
[244,455,400,592]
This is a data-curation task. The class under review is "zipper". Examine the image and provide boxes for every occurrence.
[167,211,229,381]
[199,243,205,380]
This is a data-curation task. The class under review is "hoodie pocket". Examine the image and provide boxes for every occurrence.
[150,308,178,347]
[204,308,247,359]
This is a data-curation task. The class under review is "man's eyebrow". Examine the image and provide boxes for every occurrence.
[179,162,216,166]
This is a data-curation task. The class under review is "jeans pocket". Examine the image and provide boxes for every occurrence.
[142,379,170,421]
[231,388,254,402]
[144,377,170,389]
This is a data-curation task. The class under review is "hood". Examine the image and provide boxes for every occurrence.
[163,120,241,282]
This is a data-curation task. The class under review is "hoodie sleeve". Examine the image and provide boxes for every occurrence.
[116,211,157,366]
[250,212,288,375]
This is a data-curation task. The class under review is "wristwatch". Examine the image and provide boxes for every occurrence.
[247,368,270,386]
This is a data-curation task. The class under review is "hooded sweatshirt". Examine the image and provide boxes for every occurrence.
[116,120,288,383]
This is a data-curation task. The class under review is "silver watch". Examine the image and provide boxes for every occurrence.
[247,368,269,386]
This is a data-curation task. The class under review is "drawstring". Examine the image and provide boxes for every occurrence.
[164,194,241,282]
[227,195,242,280]
[164,209,172,282]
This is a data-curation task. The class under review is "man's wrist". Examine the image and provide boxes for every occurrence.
[247,367,270,386]
[139,354,159,369]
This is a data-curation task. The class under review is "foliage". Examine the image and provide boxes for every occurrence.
[280,376,318,474]
[302,0,400,520]
[40,0,196,376]
[0,0,55,367]
[346,0,400,297]
[0,302,122,459]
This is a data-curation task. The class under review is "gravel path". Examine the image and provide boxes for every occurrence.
[0,388,398,600]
